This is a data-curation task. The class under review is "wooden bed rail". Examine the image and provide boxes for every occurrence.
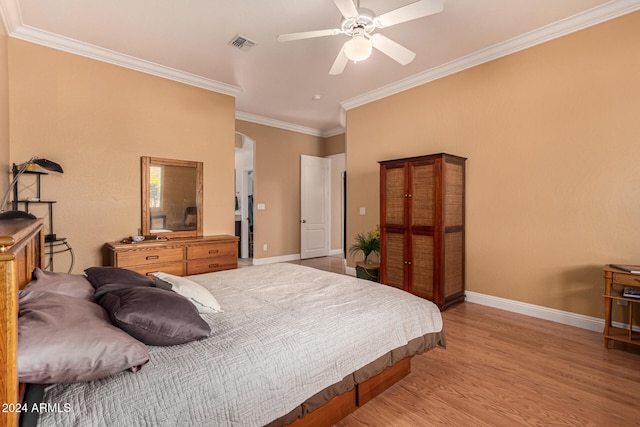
[0,219,44,427]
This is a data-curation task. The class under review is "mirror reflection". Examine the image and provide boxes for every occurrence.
[142,157,203,237]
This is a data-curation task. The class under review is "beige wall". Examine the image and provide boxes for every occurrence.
[0,24,8,198]
[346,11,640,319]
[323,133,345,156]
[8,39,236,271]
[235,120,326,259]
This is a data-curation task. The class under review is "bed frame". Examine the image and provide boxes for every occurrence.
[289,356,411,427]
[0,218,412,427]
[1,218,44,427]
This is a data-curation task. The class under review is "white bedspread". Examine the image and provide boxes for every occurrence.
[40,263,443,426]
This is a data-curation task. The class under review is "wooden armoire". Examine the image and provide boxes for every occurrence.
[379,153,466,310]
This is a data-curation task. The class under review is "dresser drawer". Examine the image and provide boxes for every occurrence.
[612,272,640,287]
[127,261,185,277]
[187,258,236,275]
[187,242,237,260]
[116,246,184,267]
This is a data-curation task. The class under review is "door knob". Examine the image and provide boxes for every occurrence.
[301,219,306,223]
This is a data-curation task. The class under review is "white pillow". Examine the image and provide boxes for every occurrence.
[152,272,222,314]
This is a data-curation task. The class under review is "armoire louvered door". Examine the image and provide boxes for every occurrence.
[379,153,466,310]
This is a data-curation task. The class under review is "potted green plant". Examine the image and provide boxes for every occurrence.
[349,225,380,282]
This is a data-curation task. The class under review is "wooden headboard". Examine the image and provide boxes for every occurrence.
[0,219,44,427]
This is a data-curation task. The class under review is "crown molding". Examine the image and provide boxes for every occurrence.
[341,0,640,111]
[0,0,21,34]
[322,127,346,138]
[236,111,344,138]
[13,25,243,97]
[0,0,242,97]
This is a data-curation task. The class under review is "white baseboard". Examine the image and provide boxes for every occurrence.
[346,266,356,277]
[465,290,609,332]
[252,254,301,265]
[254,251,343,265]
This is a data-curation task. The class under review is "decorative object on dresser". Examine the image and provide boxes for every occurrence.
[602,264,640,348]
[105,235,239,277]
[379,153,466,310]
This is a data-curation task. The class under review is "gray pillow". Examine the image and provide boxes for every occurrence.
[98,286,211,346]
[22,268,95,301]
[18,290,149,384]
[84,266,154,290]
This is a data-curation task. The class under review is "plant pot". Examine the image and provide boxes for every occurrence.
[356,262,380,283]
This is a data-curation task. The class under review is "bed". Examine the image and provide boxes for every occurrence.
[1,219,445,427]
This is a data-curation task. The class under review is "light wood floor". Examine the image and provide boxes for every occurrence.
[289,256,640,427]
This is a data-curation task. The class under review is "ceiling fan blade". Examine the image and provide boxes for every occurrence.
[329,46,349,75]
[333,0,359,19]
[374,0,444,28]
[277,28,341,42]
[371,34,416,65]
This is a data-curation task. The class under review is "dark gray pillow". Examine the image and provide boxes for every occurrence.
[84,266,154,290]
[98,286,211,346]
[23,268,95,301]
[18,290,149,384]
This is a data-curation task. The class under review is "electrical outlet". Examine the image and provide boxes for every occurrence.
[263,244,268,251]
[617,300,628,306]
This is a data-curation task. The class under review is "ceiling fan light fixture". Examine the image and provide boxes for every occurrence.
[344,34,372,62]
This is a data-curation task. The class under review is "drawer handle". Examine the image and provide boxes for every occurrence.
[209,263,219,268]
[146,255,159,260]
[208,249,219,254]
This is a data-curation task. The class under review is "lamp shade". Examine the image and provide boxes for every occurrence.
[344,35,372,62]
[32,158,64,173]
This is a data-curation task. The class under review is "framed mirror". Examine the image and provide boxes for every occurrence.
[141,156,203,238]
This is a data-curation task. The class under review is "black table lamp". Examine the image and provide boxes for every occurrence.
[0,156,64,220]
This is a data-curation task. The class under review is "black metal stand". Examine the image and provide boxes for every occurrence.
[11,165,74,272]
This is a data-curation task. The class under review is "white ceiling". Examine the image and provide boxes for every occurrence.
[1,0,639,136]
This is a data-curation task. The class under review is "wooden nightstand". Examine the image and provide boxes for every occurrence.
[603,264,640,348]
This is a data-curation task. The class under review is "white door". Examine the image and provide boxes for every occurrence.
[300,155,330,259]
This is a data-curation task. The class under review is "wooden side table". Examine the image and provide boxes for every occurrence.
[603,265,640,348]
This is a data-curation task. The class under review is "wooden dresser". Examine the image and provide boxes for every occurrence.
[379,153,466,310]
[106,235,239,277]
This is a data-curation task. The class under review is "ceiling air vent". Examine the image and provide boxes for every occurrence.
[229,34,257,52]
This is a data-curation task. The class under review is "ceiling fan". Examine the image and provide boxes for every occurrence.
[277,0,444,75]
